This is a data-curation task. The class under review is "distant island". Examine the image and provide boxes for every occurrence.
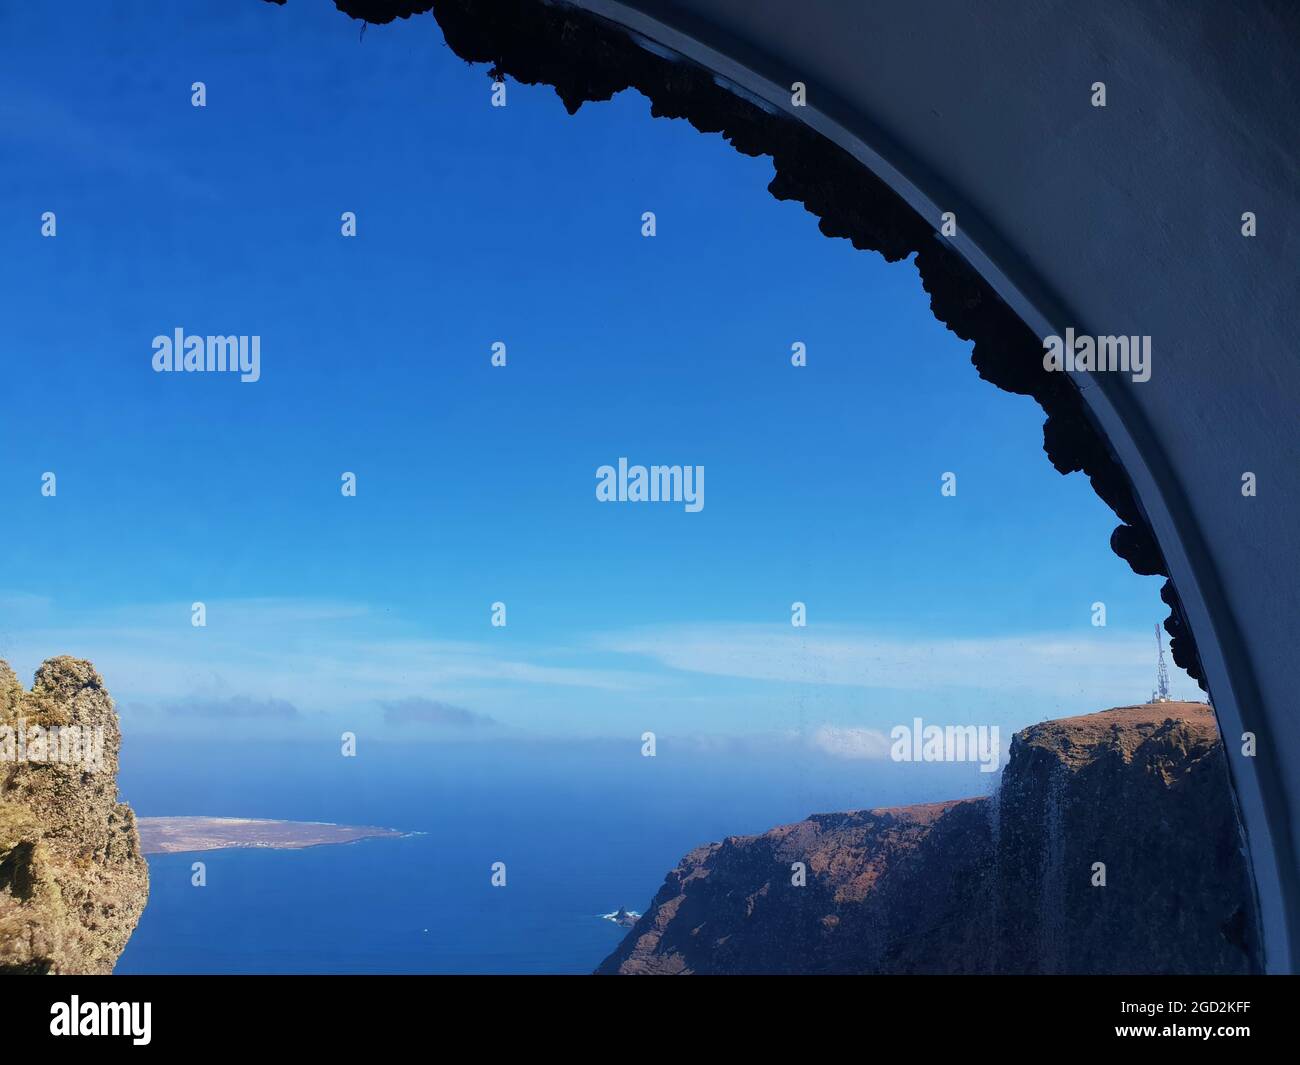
[136,816,406,855]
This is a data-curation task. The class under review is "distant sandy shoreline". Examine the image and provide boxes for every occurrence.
[136,816,406,855]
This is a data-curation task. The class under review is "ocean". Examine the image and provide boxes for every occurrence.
[115,736,988,974]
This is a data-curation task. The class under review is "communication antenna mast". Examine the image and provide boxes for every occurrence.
[1153,623,1171,703]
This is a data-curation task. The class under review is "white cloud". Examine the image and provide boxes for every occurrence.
[0,595,1201,739]
[0,596,651,716]
[808,724,892,760]
[596,623,1201,701]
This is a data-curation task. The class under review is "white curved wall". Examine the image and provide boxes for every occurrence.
[570,0,1300,970]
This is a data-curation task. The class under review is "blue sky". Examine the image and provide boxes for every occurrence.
[0,1,1197,756]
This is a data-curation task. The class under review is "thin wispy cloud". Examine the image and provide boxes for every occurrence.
[596,623,1200,702]
[158,695,301,720]
[0,596,653,736]
[0,595,1199,741]
[380,698,496,729]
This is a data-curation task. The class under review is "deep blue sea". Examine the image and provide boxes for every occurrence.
[116,737,987,974]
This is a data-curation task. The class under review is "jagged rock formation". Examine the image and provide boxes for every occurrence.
[0,658,148,974]
[599,702,1258,974]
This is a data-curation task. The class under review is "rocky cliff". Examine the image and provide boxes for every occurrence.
[0,657,149,974]
[599,702,1258,974]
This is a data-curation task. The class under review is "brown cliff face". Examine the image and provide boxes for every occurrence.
[0,658,149,974]
[598,702,1258,974]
